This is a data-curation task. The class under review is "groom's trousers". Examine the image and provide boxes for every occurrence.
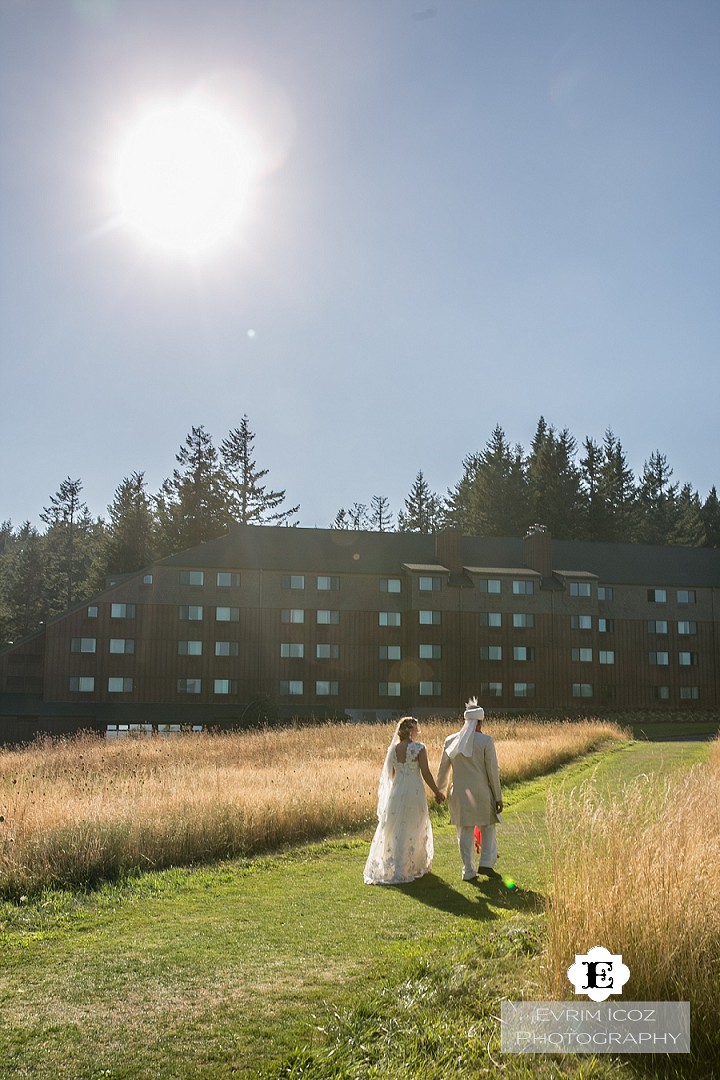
[456,824,497,880]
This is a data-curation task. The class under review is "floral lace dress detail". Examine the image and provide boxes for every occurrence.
[363,740,434,885]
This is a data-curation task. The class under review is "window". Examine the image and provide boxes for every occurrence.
[214,679,238,695]
[419,681,442,696]
[677,621,697,635]
[514,682,535,698]
[419,610,441,625]
[569,582,592,598]
[599,651,615,665]
[215,641,240,657]
[280,643,304,658]
[378,645,401,660]
[477,579,501,593]
[280,680,303,695]
[598,586,614,601]
[480,646,502,661]
[282,574,305,590]
[379,611,401,627]
[281,609,304,624]
[479,612,502,627]
[648,589,667,603]
[419,576,442,592]
[481,682,503,698]
[654,686,670,701]
[316,644,340,659]
[180,570,204,586]
[513,646,534,661]
[142,574,153,585]
[109,639,135,654]
[69,676,95,692]
[649,652,670,666]
[572,683,593,698]
[317,610,340,625]
[71,638,96,653]
[513,580,535,595]
[571,615,592,630]
[108,677,133,693]
[178,640,203,656]
[678,652,697,667]
[316,680,339,696]
[380,578,401,593]
[317,575,339,591]
[598,618,614,633]
[379,682,401,697]
[513,613,534,628]
[680,686,699,700]
[177,678,201,694]
[572,648,593,662]
[216,572,241,588]
[179,605,203,621]
[87,605,98,618]
[677,590,696,604]
[215,606,240,622]
[419,644,441,659]
[648,620,668,634]
[111,603,136,618]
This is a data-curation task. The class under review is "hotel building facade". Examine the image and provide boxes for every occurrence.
[1,523,718,744]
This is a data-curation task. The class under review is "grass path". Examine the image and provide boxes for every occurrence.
[0,739,710,1079]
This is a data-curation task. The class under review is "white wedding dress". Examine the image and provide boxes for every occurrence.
[363,740,434,885]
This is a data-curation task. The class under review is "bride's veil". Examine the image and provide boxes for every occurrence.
[375,718,403,823]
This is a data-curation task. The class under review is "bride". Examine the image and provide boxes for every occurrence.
[364,716,445,886]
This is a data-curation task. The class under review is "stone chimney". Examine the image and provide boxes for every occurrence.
[524,524,553,579]
[435,527,463,574]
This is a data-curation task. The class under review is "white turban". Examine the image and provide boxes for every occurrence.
[445,697,484,760]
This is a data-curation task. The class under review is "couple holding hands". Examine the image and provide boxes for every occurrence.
[364,699,504,886]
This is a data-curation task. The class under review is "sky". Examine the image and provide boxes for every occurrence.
[1,0,719,533]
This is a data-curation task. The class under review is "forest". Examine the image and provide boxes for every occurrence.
[1,414,718,647]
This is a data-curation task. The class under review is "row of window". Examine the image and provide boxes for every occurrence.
[647,589,697,604]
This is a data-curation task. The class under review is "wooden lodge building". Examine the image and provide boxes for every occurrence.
[1,523,719,744]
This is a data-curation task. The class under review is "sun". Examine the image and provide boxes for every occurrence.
[115,98,252,254]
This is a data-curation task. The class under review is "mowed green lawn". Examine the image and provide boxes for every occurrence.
[0,740,710,1080]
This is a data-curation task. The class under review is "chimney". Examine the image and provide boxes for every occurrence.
[435,527,463,574]
[524,524,553,579]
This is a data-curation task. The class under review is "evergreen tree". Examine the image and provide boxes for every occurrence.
[525,419,582,538]
[40,478,99,612]
[89,472,157,590]
[635,451,680,545]
[673,483,707,546]
[220,416,299,527]
[155,426,231,553]
[467,426,528,536]
[701,487,720,548]
[1,523,48,642]
[598,430,637,542]
[444,453,482,533]
[331,508,350,529]
[332,503,369,530]
[369,495,393,532]
[397,471,443,533]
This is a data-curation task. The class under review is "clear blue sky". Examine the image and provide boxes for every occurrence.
[1,0,718,531]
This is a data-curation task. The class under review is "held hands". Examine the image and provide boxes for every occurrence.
[435,790,446,804]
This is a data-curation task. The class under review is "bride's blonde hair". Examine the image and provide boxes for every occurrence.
[397,716,417,740]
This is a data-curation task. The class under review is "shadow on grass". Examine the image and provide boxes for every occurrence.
[393,872,544,920]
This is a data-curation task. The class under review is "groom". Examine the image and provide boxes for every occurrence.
[437,698,503,882]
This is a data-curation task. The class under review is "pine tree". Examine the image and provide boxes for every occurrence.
[444,453,482,533]
[701,487,720,548]
[673,484,707,546]
[466,426,528,536]
[332,503,369,530]
[369,495,393,532]
[598,430,637,542]
[2,523,48,642]
[525,419,582,538]
[155,426,231,552]
[635,451,680,545]
[579,436,609,541]
[397,471,443,533]
[40,478,99,612]
[89,472,157,590]
[220,416,299,527]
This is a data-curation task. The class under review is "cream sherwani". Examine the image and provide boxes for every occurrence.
[437,730,502,879]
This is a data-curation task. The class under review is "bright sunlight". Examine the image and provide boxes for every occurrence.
[115,98,252,254]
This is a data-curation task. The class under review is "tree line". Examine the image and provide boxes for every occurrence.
[1,415,718,646]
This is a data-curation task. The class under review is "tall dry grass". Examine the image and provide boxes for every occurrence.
[544,736,720,1059]
[0,718,625,895]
